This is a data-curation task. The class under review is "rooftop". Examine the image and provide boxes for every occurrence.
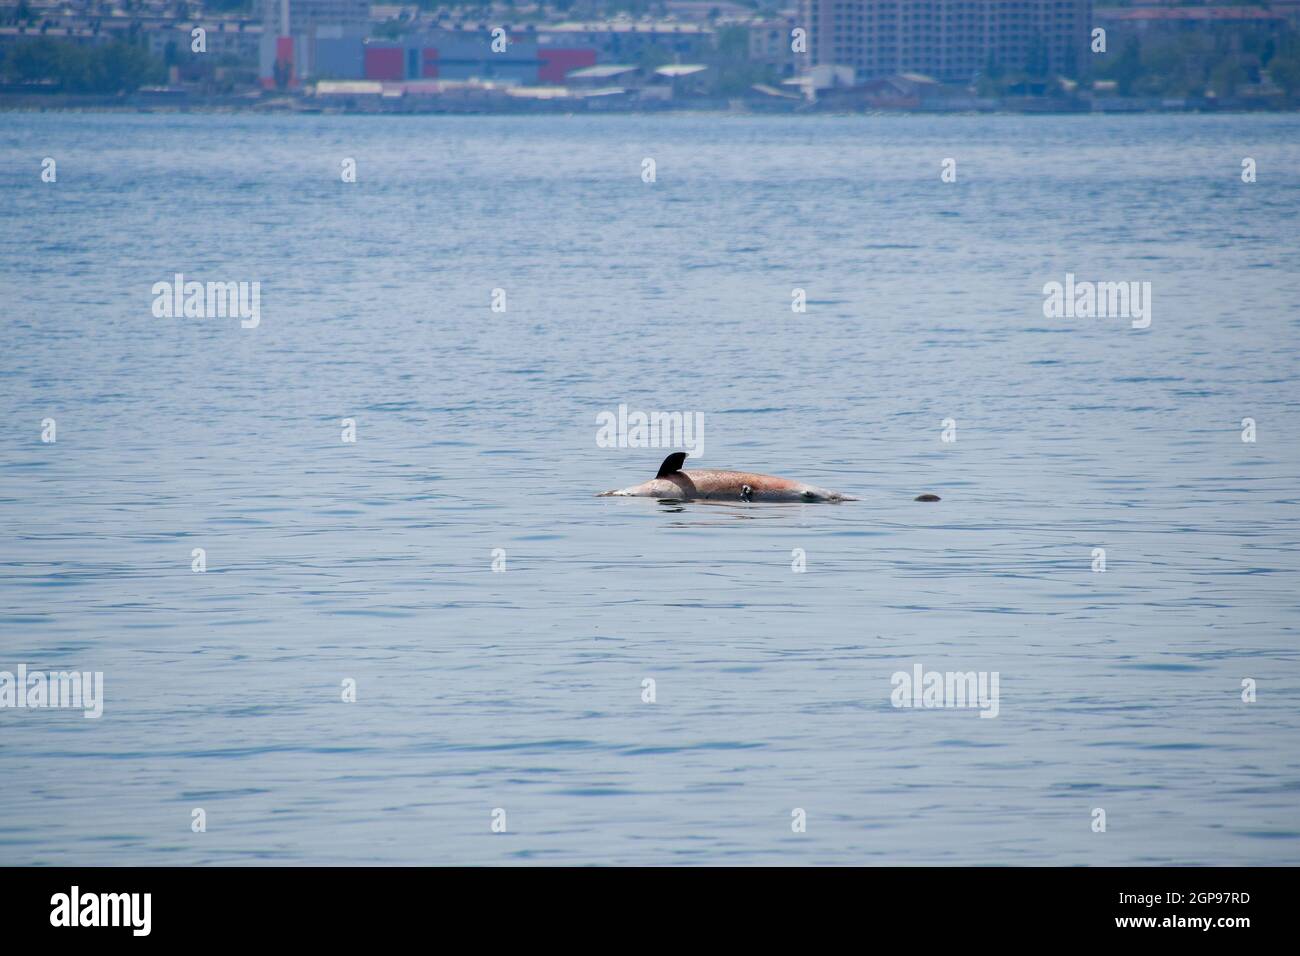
[1095,6,1286,21]
[654,64,708,78]
[566,64,639,80]
[537,20,713,35]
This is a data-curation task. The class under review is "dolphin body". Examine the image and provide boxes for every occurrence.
[599,453,860,503]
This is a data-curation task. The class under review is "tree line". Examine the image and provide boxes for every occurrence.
[2,37,164,93]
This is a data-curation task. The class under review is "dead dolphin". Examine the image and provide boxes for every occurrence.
[598,453,859,503]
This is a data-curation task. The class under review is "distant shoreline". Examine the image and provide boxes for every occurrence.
[4,96,1297,116]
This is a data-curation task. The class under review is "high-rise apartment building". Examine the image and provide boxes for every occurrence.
[799,0,1092,84]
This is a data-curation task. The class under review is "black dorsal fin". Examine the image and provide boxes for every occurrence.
[656,452,688,479]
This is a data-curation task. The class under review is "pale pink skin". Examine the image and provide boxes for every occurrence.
[599,469,857,503]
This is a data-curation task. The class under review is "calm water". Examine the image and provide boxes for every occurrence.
[1,113,1298,865]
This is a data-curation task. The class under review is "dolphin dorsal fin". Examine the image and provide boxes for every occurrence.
[656,452,688,479]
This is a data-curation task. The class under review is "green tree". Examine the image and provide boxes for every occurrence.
[1270,55,1300,96]
[3,38,163,92]
[1023,33,1049,79]
[1209,57,1246,97]
[1102,36,1142,95]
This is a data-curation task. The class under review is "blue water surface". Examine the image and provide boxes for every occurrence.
[1,112,1298,864]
